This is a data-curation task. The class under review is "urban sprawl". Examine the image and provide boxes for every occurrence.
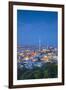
[17,46,58,70]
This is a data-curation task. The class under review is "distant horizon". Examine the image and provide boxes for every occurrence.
[17,44,58,48]
[17,10,58,48]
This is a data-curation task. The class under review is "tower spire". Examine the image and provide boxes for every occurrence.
[39,38,41,51]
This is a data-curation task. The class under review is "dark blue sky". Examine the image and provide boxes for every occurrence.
[17,10,58,47]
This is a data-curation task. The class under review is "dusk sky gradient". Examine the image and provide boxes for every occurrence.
[17,10,58,47]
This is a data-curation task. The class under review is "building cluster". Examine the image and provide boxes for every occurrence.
[17,47,58,63]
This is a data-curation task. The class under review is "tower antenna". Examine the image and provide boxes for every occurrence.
[39,38,41,51]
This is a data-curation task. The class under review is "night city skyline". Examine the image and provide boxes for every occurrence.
[17,10,58,80]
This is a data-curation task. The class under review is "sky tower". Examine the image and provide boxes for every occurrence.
[39,38,41,51]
